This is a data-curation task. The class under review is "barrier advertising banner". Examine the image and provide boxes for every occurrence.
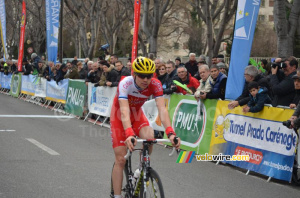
[46,79,69,103]
[21,75,36,95]
[168,94,217,154]
[0,0,8,60]
[88,83,117,117]
[0,73,12,89]
[65,80,87,116]
[209,100,295,182]
[9,73,22,97]
[35,77,47,98]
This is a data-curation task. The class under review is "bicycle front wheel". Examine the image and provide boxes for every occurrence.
[139,168,165,198]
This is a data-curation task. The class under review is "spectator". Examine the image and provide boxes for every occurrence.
[154,57,164,78]
[83,58,89,71]
[64,62,79,79]
[8,60,17,74]
[23,58,33,75]
[148,53,155,60]
[185,53,198,77]
[111,60,130,87]
[87,62,102,83]
[216,54,225,64]
[194,60,207,80]
[228,65,270,109]
[217,62,228,75]
[71,56,78,66]
[55,64,68,83]
[126,62,132,72]
[104,51,111,62]
[211,56,218,65]
[175,57,184,68]
[173,66,200,95]
[243,81,271,113]
[194,65,212,99]
[55,62,62,71]
[37,60,47,77]
[77,62,87,80]
[270,57,297,107]
[198,55,206,63]
[31,53,41,70]
[96,62,118,87]
[163,61,178,95]
[157,64,168,88]
[260,59,268,74]
[86,61,93,72]
[110,54,118,65]
[290,69,300,109]
[200,65,227,100]
[44,61,55,81]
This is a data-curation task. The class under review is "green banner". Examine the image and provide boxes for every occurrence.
[167,94,218,154]
[65,79,87,117]
[9,73,22,98]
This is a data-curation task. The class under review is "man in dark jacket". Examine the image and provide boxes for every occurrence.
[111,61,130,87]
[87,62,102,83]
[270,57,297,107]
[163,61,178,94]
[22,58,33,75]
[200,65,227,100]
[185,53,198,77]
[228,65,270,109]
[102,62,118,87]
[55,64,68,83]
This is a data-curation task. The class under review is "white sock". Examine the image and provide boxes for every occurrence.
[114,195,122,198]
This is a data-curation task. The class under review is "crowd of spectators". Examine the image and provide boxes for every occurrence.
[1,53,300,113]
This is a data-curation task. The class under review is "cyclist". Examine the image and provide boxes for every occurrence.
[110,57,181,198]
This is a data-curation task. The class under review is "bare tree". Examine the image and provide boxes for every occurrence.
[274,0,300,57]
[188,0,237,61]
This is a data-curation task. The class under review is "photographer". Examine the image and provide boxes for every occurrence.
[270,57,297,107]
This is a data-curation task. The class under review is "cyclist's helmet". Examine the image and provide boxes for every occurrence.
[132,57,156,74]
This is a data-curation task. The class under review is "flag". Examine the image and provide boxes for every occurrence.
[131,0,141,64]
[46,0,61,64]
[0,0,8,60]
[176,151,195,163]
[17,1,26,72]
[225,0,261,100]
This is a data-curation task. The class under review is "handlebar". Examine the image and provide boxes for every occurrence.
[124,137,179,160]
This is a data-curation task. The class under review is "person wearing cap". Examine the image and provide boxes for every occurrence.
[217,62,228,75]
[216,54,225,64]
[175,57,184,68]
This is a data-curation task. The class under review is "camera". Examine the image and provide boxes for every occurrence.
[282,120,292,128]
[271,61,287,69]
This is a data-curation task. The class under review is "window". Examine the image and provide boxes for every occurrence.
[269,15,274,22]
[258,15,265,21]
[269,0,274,7]
[174,42,179,50]
[261,0,265,7]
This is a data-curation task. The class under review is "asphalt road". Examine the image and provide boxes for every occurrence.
[0,93,300,198]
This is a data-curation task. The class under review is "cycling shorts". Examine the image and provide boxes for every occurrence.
[110,106,149,148]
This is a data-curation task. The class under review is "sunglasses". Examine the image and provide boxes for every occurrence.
[137,73,153,79]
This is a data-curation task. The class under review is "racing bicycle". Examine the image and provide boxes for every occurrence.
[110,137,178,198]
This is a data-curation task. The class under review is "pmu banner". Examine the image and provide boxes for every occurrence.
[209,100,295,182]
[0,72,12,89]
[167,94,217,154]
[0,0,7,60]
[131,0,141,64]
[87,83,117,117]
[65,80,87,117]
[17,1,26,71]
[21,75,36,96]
[46,0,60,64]
[9,73,22,97]
[46,79,69,103]
[225,0,261,100]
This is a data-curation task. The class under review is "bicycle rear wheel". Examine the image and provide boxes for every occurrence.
[139,168,165,198]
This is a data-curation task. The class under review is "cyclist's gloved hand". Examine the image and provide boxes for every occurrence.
[125,128,136,151]
[165,126,180,149]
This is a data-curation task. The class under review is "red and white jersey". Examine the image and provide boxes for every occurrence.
[112,76,163,111]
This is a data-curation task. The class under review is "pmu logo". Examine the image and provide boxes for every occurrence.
[234,0,260,40]
[172,99,205,145]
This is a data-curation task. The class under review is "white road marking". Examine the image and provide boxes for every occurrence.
[26,138,60,156]
[0,115,74,118]
[0,130,16,132]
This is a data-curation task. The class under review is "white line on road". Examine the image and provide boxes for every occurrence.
[0,130,16,132]
[0,115,74,118]
[26,138,60,156]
